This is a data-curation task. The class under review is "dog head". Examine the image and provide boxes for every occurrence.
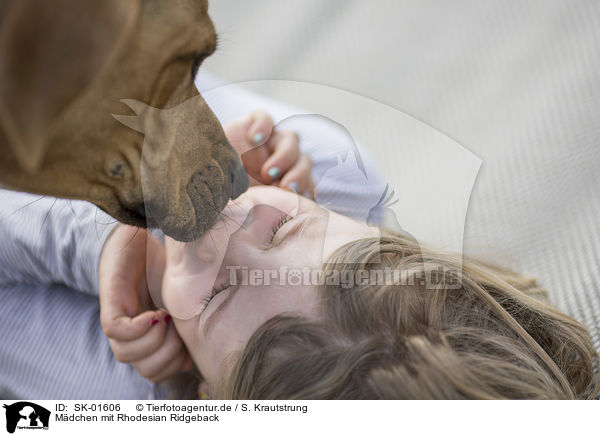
[0,0,248,241]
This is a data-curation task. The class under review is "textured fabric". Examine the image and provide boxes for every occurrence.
[202,0,600,353]
[0,192,161,399]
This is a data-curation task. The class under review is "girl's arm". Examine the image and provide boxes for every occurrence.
[0,189,117,295]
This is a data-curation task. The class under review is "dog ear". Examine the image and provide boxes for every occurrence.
[0,0,140,172]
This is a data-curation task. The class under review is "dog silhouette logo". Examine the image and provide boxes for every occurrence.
[2,402,50,434]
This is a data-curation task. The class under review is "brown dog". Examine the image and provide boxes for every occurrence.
[0,0,248,241]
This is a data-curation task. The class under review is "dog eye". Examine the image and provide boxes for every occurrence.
[191,53,207,80]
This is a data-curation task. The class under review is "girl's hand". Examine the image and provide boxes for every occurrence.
[224,110,315,197]
[99,225,194,382]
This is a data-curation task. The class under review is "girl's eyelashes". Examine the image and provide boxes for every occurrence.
[269,214,293,244]
[199,295,212,313]
[200,283,230,313]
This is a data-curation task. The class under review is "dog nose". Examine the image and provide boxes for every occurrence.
[230,162,249,199]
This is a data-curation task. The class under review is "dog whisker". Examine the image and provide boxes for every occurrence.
[217,210,243,227]
[229,198,249,214]
[67,200,80,222]
[39,198,58,235]
[128,227,143,249]
[94,208,101,242]
[8,195,47,217]
[202,198,245,228]
[206,227,219,253]
[93,208,119,241]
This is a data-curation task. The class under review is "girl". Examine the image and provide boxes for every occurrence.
[110,185,598,399]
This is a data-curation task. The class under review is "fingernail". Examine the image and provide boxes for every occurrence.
[151,319,159,326]
[164,314,171,324]
[267,166,280,180]
[253,132,264,144]
[289,182,299,192]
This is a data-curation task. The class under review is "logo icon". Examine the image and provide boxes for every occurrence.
[2,402,50,434]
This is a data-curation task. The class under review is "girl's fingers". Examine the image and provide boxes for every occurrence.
[240,145,270,184]
[246,110,274,147]
[108,312,170,362]
[101,309,161,342]
[226,110,309,190]
[131,322,185,380]
[229,111,274,183]
[260,130,300,182]
[145,349,191,383]
[279,153,314,194]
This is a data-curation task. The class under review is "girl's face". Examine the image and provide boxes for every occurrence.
[162,186,379,386]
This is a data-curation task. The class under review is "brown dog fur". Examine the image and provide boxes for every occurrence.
[0,0,248,241]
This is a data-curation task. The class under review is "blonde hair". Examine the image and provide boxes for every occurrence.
[213,234,599,399]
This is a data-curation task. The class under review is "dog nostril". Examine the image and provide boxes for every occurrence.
[134,203,147,218]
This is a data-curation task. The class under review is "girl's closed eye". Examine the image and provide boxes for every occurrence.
[269,214,293,244]
[199,282,229,314]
